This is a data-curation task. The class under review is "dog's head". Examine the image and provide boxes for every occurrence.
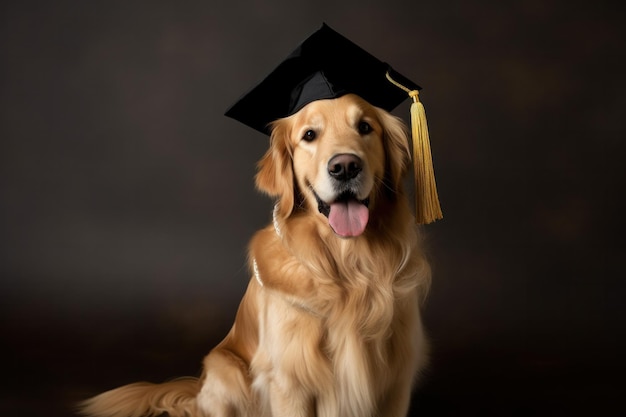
[256,94,411,238]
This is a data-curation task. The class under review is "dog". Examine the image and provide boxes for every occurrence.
[80,93,431,417]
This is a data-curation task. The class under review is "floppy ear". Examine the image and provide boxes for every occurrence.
[255,120,295,218]
[378,109,411,192]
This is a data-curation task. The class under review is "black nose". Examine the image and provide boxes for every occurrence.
[327,153,363,181]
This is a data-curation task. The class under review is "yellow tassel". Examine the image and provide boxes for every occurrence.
[409,91,442,224]
[385,71,442,224]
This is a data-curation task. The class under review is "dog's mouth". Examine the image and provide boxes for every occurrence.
[313,189,370,238]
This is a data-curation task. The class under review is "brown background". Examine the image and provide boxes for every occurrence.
[1,0,624,415]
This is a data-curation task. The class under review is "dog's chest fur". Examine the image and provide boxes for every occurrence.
[248,219,422,416]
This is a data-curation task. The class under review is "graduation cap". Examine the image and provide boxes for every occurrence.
[225,23,442,224]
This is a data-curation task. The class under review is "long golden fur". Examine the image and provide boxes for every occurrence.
[80,94,431,417]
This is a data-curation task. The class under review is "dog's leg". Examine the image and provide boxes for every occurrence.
[377,374,416,417]
[378,298,428,417]
[196,348,253,417]
[252,294,330,417]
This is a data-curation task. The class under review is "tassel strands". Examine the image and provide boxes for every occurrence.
[409,90,442,224]
[386,72,442,224]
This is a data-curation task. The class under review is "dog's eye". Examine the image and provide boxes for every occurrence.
[302,130,317,142]
[358,121,372,135]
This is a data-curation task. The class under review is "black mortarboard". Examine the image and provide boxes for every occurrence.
[225,23,442,224]
[225,23,420,135]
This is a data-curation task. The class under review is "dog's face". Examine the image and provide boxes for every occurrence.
[256,94,411,238]
[289,95,385,237]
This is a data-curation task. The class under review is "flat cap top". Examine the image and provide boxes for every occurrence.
[225,23,421,135]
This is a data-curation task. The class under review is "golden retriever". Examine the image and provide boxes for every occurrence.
[80,93,431,417]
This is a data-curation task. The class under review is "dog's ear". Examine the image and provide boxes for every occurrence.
[379,110,411,191]
[255,120,295,218]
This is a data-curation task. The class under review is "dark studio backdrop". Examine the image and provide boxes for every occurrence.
[1,0,624,415]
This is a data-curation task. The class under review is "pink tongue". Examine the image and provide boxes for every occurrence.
[328,199,369,237]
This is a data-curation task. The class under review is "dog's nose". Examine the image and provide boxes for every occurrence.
[328,153,363,181]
